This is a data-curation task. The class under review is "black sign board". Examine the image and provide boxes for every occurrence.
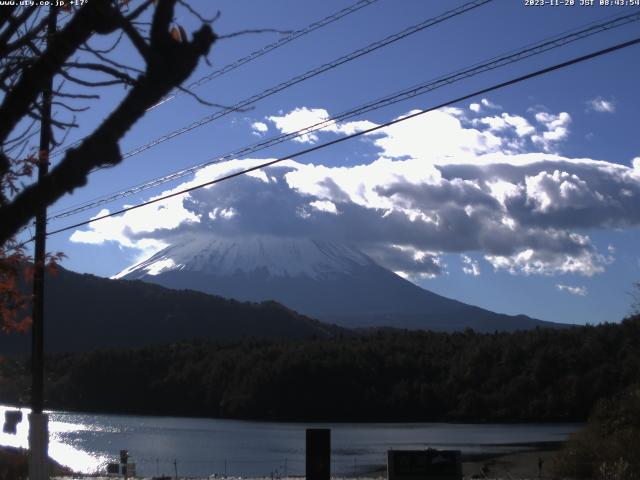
[2,410,22,434]
[306,428,330,480]
[107,463,120,474]
[388,449,462,480]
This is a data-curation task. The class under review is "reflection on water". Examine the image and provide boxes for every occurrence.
[0,405,107,472]
[0,404,579,477]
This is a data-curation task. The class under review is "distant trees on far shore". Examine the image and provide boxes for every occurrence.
[1,315,639,422]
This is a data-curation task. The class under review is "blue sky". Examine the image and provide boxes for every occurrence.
[32,0,640,325]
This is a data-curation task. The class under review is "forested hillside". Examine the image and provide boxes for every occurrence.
[0,268,342,354]
[1,316,638,422]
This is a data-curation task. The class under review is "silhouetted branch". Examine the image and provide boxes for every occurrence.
[64,61,137,85]
[51,101,90,113]
[0,0,217,245]
[177,1,220,24]
[174,85,228,108]
[58,68,129,88]
[81,30,124,55]
[0,0,118,143]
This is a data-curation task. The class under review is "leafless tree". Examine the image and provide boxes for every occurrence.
[0,0,218,244]
[0,0,218,330]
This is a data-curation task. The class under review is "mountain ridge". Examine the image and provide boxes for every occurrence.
[0,267,343,354]
[118,235,565,332]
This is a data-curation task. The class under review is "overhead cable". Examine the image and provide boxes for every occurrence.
[150,0,381,109]
[40,36,640,240]
[50,0,494,165]
[49,0,380,158]
[47,10,640,221]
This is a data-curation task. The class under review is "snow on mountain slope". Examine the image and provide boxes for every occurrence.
[114,235,375,280]
[115,234,559,332]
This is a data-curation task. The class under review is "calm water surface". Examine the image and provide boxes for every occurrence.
[0,405,579,477]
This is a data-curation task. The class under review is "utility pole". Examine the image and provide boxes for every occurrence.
[29,6,56,480]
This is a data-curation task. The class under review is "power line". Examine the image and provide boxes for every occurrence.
[150,0,380,109]
[51,0,494,168]
[49,0,380,158]
[41,36,640,240]
[47,10,640,221]
[115,0,492,161]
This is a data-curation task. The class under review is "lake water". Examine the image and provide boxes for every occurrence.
[0,404,579,477]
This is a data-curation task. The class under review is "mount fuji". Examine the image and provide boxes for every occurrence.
[116,235,559,332]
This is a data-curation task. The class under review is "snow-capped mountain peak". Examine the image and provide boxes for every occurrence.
[114,235,375,280]
[113,233,552,332]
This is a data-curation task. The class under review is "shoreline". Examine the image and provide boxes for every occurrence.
[1,442,562,479]
[462,445,559,479]
[0,401,585,425]
[360,442,562,479]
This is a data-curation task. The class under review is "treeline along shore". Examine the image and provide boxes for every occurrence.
[1,315,639,422]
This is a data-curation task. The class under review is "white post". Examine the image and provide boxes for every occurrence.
[28,412,49,480]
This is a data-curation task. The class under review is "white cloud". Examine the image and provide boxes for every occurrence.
[251,121,268,136]
[309,200,338,214]
[208,207,236,220]
[69,159,265,257]
[372,109,504,160]
[486,248,605,277]
[461,255,480,276]
[69,209,170,261]
[267,107,376,144]
[587,97,615,114]
[468,99,500,113]
[70,106,640,279]
[532,111,571,152]
[524,170,594,213]
[556,284,588,296]
[479,113,535,138]
[481,98,502,110]
[372,244,444,279]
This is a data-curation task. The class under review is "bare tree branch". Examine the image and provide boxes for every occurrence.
[0,5,17,31]
[0,6,38,56]
[150,0,175,48]
[53,91,100,100]
[81,30,124,55]
[174,84,229,108]
[116,11,153,62]
[58,68,130,88]
[4,118,38,147]
[81,45,144,74]
[64,61,137,85]
[125,0,155,22]
[0,11,48,58]
[177,1,220,24]
[0,9,217,244]
[0,0,119,144]
[51,101,90,113]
